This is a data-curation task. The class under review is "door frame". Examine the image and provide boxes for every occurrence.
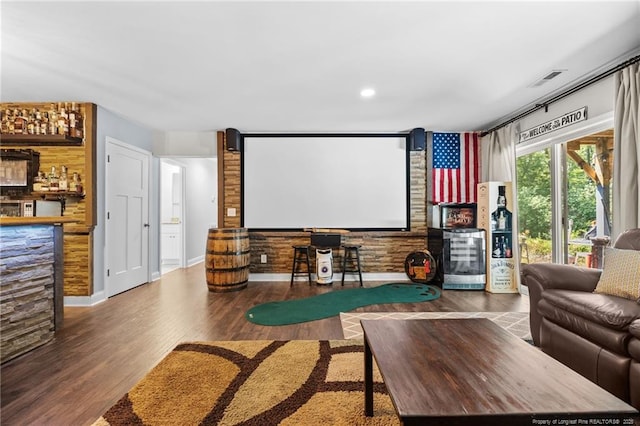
[105,137,152,296]
[516,111,613,263]
[160,157,186,272]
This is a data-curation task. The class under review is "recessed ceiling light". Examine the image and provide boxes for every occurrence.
[360,88,376,98]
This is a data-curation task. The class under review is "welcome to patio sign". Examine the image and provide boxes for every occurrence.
[518,107,587,143]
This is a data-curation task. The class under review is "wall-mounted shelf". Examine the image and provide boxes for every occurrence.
[32,191,85,199]
[32,191,85,213]
[0,134,83,146]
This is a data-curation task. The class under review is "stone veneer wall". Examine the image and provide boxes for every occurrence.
[221,133,428,274]
[0,225,55,363]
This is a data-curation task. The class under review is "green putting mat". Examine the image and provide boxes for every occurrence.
[245,283,441,326]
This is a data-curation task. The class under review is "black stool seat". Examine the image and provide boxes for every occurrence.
[341,244,363,287]
[290,245,312,286]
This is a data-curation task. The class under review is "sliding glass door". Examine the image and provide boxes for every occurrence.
[516,130,613,265]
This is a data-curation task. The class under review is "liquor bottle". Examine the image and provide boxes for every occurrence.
[75,173,83,194]
[58,104,69,136]
[492,235,503,258]
[73,103,83,138]
[68,103,77,136]
[33,171,44,192]
[48,104,58,135]
[500,235,508,258]
[13,109,26,134]
[26,109,34,134]
[48,166,60,192]
[504,235,513,258]
[41,171,50,192]
[69,172,78,192]
[59,165,68,191]
[491,185,512,231]
[0,109,10,133]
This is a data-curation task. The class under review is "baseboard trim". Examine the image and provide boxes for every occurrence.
[187,256,204,267]
[64,291,107,307]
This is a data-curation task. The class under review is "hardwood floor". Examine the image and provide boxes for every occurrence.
[0,263,529,426]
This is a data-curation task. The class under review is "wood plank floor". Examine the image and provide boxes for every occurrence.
[0,263,529,426]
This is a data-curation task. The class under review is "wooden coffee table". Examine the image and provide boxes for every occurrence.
[362,319,639,425]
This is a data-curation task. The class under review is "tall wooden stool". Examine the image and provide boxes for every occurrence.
[341,244,363,286]
[290,245,312,286]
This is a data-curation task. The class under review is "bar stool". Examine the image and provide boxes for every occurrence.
[341,244,363,287]
[290,245,312,286]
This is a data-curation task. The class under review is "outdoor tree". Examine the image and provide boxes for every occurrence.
[517,149,551,239]
[516,145,597,240]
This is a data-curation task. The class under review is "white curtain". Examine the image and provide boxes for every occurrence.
[613,62,640,240]
[480,124,516,182]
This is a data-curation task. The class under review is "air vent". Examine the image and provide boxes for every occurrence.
[529,69,567,87]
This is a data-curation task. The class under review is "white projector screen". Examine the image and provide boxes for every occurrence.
[242,134,409,230]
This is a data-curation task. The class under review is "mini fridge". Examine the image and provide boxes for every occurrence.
[441,228,486,290]
[428,203,486,290]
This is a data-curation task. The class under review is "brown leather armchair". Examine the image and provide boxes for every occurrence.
[521,228,640,409]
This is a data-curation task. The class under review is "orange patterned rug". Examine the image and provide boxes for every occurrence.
[92,340,399,426]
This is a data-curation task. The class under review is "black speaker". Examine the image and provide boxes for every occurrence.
[226,128,242,151]
[409,128,426,151]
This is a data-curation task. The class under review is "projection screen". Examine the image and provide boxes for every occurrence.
[242,134,409,231]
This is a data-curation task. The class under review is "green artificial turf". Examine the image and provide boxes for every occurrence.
[245,283,441,326]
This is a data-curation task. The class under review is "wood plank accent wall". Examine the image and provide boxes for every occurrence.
[218,132,429,274]
[1,102,96,296]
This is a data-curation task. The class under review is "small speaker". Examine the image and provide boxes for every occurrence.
[409,128,426,151]
[226,128,242,151]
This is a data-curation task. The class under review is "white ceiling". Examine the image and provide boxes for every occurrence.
[2,1,639,133]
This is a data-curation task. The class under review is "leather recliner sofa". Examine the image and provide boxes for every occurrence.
[521,228,640,409]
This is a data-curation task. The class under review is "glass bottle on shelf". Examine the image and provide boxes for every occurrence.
[492,236,502,258]
[69,172,78,193]
[57,104,69,136]
[504,235,513,258]
[48,104,58,135]
[26,110,35,135]
[41,171,50,192]
[74,173,83,194]
[33,171,44,192]
[0,109,10,134]
[491,185,512,231]
[48,166,59,192]
[59,165,68,192]
[73,103,83,138]
[13,109,26,134]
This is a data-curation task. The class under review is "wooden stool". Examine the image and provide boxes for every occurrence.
[290,245,312,286]
[341,244,363,287]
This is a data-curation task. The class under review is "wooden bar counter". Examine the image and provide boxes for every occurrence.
[0,217,75,363]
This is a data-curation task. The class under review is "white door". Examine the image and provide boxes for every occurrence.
[106,138,150,297]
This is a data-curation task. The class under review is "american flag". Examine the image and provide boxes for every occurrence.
[432,132,479,204]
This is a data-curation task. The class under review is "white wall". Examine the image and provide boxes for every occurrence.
[153,131,217,157]
[182,157,217,265]
[92,106,157,298]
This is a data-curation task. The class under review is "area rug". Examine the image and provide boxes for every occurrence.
[340,311,531,341]
[245,283,441,326]
[92,340,400,426]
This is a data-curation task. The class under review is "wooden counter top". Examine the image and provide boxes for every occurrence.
[0,217,78,226]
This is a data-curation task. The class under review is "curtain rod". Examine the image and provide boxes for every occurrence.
[480,54,640,137]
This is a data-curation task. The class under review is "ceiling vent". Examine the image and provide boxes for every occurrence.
[529,69,567,88]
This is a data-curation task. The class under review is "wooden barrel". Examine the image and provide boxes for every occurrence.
[205,228,250,292]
